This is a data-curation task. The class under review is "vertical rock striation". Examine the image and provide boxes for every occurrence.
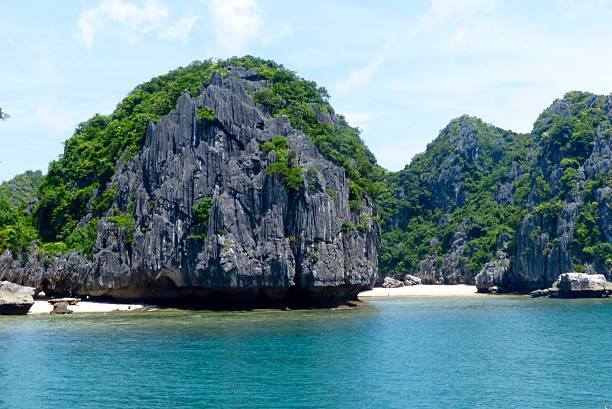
[1,67,379,307]
[381,92,611,291]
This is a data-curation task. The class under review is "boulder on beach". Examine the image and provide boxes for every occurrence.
[50,301,73,315]
[382,277,404,288]
[488,286,500,294]
[552,273,611,298]
[0,281,35,315]
[529,288,550,298]
[474,250,510,293]
[403,274,422,286]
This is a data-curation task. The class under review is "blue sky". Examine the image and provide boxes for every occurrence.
[1,0,612,182]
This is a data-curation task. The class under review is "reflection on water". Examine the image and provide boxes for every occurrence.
[1,297,611,408]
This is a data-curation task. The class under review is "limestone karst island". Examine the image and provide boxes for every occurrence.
[1,1,611,408]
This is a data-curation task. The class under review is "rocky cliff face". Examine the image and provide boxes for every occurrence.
[0,67,379,307]
[382,92,611,290]
[509,93,612,289]
[380,116,532,284]
[0,58,609,296]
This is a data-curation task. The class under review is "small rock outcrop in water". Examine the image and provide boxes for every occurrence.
[0,281,35,315]
[529,288,550,298]
[50,301,73,315]
[552,273,611,298]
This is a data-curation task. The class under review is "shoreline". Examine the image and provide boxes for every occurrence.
[358,284,480,298]
[22,284,608,315]
[28,300,155,315]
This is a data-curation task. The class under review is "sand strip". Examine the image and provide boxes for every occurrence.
[28,300,152,315]
[358,284,479,298]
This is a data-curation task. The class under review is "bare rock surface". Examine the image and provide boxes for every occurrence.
[0,68,379,308]
[382,277,404,288]
[0,281,35,315]
[552,273,611,298]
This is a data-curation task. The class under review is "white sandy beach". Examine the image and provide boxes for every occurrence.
[28,300,152,315]
[358,284,479,298]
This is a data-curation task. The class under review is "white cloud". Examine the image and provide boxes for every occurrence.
[342,111,386,131]
[278,23,293,40]
[209,0,261,56]
[558,0,608,19]
[76,0,198,48]
[426,0,498,23]
[334,57,384,94]
[34,105,80,133]
[160,15,200,42]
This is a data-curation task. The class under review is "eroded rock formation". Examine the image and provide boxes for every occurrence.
[1,68,379,307]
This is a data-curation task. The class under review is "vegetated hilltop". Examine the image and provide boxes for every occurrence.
[0,56,610,298]
[0,56,381,306]
[379,91,611,290]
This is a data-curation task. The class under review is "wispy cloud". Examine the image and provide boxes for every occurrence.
[334,57,384,94]
[34,104,80,133]
[332,0,499,95]
[558,0,608,19]
[342,111,386,132]
[426,0,498,23]
[208,0,261,56]
[76,0,198,48]
[159,15,200,42]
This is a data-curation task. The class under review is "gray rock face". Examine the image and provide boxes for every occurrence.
[597,187,612,243]
[0,281,35,315]
[474,250,510,292]
[0,246,91,295]
[382,277,404,288]
[552,273,611,298]
[417,220,469,284]
[529,288,549,297]
[50,301,73,315]
[402,274,421,286]
[513,204,577,290]
[511,96,612,290]
[1,68,379,307]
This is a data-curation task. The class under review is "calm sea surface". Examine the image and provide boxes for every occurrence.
[0,296,610,409]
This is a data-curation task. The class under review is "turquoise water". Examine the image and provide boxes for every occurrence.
[1,297,611,409]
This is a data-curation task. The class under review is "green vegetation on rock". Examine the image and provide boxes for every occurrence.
[525,92,612,271]
[0,197,37,253]
[0,171,45,253]
[197,107,216,127]
[223,56,384,200]
[262,135,304,191]
[0,55,609,287]
[27,56,382,255]
[0,170,44,210]
[193,197,213,226]
[108,214,135,246]
[190,197,214,241]
[34,60,217,244]
[378,116,533,276]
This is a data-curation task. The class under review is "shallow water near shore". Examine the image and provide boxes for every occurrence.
[1,297,611,408]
